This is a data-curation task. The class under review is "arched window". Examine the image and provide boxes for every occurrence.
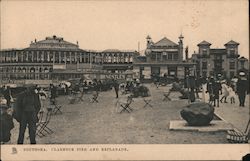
[22,67,26,73]
[30,67,35,73]
[44,67,49,73]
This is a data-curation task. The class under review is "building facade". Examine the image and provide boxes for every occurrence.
[133,35,195,81]
[0,35,136,82]
[191,40,249,79]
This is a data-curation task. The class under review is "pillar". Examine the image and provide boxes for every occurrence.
[59,51,61,63]
[53,52,55,64]
[69,52,72,64]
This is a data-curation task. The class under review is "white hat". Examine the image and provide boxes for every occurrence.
[239,72,245,76]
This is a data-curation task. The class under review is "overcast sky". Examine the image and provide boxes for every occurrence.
[1,0,249,58]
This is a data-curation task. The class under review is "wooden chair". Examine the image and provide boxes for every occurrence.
[227,119,250,143]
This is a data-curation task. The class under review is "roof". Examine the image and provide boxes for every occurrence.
[153,37,178,47]
[198,40,211,46]
[225,40,239,46]
[210,49,226,54]
[238,56,248,61]
[102,49,121,52]
[29,35,79,49]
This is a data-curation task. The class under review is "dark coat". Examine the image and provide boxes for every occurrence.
[0,111,14,142]
[236,78,249,94]
[13,91,41,123]
[212,81,222,99]
[3,88,11,100]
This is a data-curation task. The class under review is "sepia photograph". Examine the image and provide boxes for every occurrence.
[0,0,249,160]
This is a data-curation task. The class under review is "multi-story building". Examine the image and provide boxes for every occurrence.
[0,35,136,82]
[133,35,195,81]
[191,40,249,79]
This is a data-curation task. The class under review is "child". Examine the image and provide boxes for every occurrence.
[220,82,229,103]
[228,85,236,104]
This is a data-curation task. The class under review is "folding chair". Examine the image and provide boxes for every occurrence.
[91,92,99,103]
[143,97,153,108]
[120,96,133,113]
[163,90,172,101]
[36,108,53,137]
[50,99,62,115]
[227,119,250,143]
[27,110,44,139]
[52,104,62,115]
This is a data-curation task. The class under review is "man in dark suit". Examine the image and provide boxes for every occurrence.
[237,72,249,107]
[15,85,41,144]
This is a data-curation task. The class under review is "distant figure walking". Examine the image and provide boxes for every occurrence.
[50,84,57,101]
[15,85,41,144]
[236,72,249,107]
[212,80,222,107]
[113,79,119,98]
[206,77,215,105]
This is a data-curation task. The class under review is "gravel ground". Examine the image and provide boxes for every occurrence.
[8,84,229,144]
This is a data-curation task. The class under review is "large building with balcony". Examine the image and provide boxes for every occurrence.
[191,40,249,79]
[0,35,136,82]
[133,35,195,81]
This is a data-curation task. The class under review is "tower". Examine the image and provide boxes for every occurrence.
[178,34,184,61]
[146,35,152,48]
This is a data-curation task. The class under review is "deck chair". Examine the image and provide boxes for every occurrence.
[227,119,250,143]
[120,96,133,113]
[36,108,53,137]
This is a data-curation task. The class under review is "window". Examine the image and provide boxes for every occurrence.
[202,49,207,55]
[173,54,178,60]
[151,54,156,61]
[229,62,235,69]
[202,71,207,77]
[240,61,245,68]
[202,61,207,69]
[229,49,235,55]
[168,53,173,60]
[230,71,235,78]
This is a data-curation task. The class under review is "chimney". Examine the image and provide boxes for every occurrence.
[185,46,189,60]
[35,39,37,43]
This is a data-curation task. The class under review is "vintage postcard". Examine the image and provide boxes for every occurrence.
[0,0,249,160]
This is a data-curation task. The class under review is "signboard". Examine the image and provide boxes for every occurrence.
[104,74,126,80]
[53,64,66,70]
[143,67,151,79]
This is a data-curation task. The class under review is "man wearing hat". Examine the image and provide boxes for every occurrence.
[236,72,249,107]
[15,84,41,144]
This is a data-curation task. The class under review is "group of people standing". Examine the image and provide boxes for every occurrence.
[206,72,249,107]
[0,83,58,144]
